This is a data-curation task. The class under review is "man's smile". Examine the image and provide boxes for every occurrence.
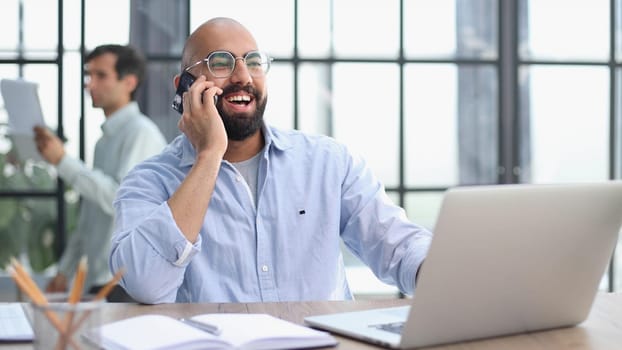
[222,91,255,114]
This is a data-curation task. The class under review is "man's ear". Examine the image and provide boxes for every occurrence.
[123,74,139,94]
[173,75,180,89]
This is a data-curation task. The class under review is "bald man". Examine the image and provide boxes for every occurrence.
[110,17,432,304]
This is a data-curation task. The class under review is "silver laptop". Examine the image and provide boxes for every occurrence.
[305,182,622,349]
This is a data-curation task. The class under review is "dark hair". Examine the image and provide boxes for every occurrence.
[85,44,146,100]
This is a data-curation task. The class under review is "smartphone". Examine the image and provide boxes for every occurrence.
[171,71,195,114]
[171,71,219,114]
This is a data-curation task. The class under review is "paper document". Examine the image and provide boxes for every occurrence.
[0,79,47,161]
[0,303,34,342]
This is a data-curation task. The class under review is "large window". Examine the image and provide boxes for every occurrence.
[1,0,621,298]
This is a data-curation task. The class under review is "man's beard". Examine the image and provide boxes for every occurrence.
[216,84,267,141]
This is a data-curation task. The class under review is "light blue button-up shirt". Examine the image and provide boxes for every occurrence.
[110,125,432,303]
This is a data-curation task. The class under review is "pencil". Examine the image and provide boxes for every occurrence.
[7,263,80,350]
[6,266,50,309]
[8,259,57,318]
[94,267,124,301]
[68,267,126,335]
[68,256,88,304]
[57,256,88,350]
[9,257,42,300]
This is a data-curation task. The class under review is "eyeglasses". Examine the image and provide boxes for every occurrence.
[184,50,272,78]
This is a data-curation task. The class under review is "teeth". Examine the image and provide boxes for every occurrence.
[227,95,251,102]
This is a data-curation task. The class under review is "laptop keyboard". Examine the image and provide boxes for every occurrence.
[370,321,405,335]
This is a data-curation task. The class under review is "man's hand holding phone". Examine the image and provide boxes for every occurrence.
[177,75,226,157]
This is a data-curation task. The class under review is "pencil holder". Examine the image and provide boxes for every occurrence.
[31,294,103,350]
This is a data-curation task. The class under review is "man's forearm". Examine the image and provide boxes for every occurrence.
[167,150,222,243]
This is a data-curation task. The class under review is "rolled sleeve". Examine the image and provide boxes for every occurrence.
[110,200,201,303]
[398,233,432,295]
[132,201,201,264]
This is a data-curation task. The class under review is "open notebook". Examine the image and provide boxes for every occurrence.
[83,313,337,350]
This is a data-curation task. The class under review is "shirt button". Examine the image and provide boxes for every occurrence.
[261,265,269,272]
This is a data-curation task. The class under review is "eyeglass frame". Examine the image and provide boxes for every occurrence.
[184,50,273,79]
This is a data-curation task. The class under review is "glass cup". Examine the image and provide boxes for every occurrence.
[31,294,103,350]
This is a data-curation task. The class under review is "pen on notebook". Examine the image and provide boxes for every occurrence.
[180,318,222,336]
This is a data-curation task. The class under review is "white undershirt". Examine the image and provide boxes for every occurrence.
[231,150,262,206]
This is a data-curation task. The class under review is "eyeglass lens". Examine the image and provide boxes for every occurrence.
[207,51,269,78]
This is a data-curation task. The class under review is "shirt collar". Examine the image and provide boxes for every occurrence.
[101,102,140,135]
[179,123,293,168]
[261,123,292,151]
